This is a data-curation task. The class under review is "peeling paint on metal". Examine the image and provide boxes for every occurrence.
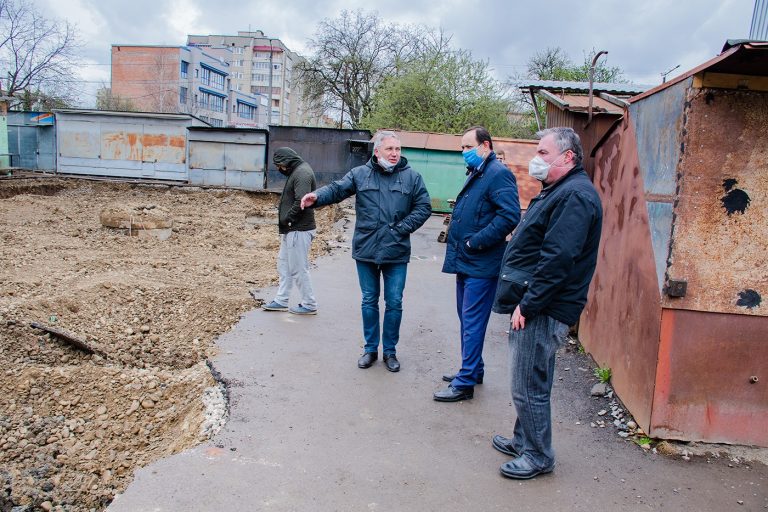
[662,88,768,316]
[581,116,662,433]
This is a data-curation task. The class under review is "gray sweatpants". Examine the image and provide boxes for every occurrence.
[273,230,317,310]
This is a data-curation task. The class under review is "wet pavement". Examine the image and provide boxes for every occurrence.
[109,215,767,511]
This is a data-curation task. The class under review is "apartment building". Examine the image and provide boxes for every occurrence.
[111,44,268,127]
[187,31,311,126]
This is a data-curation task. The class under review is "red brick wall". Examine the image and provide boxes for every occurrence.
[111,46,181,112]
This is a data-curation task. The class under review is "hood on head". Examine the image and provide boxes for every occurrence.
[273,147,304,174]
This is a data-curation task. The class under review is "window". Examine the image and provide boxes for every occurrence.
[211,72,225,89]
[209,118,224,127]
[237,102,257,120]
[253,62,270,69]
[180,61,189,78]
[234,47,243,54]
[251,73,269,82]
[254,51,271,59]
[195,68,199,78]
[179,86,188,105]
[232,60,244,67]
[201,66,226,90]
[199,91,224,112]
[251,86,280,95]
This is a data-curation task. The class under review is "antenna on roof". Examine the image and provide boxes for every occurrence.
[661,64,680,83]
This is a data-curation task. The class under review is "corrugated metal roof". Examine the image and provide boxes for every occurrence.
[516,80,650,95]
[54,109,195,121]
[539,92,624,115]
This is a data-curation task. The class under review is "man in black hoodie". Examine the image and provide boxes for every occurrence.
[262,147,318,315]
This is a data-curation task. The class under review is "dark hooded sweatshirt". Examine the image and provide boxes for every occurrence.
[273,147,317,234]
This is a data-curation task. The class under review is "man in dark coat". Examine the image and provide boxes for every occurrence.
[262,147,318,315]
[435,126,521,402]
[301,131,431,372]
[491,127,603,479]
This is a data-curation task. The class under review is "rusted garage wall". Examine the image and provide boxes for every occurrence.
[663,89,768,316]
[581,117,662,432]
[629,78,690,293]
[651,308,768,446]
[56,111,196,180]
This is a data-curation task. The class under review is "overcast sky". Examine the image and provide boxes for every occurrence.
[36,0,758,107]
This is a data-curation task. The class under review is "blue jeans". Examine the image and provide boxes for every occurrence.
[508,314,569,470]
[451,274,498,389]
[356,261,408,356]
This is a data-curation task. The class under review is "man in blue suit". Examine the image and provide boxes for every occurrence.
[435,126,521,402]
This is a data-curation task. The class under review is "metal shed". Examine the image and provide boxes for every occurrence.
[54,109,205,180]
[265,126,371,190]
[5,112,56,170]
[517,80,649,179]
[390,130,540,213]
[580,41,768,447]
[187,127,268,190]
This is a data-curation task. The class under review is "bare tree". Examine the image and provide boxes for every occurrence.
[295,9,451,128]
[95,86,137,112]
[0,0,79,113]
[145,53,179,113]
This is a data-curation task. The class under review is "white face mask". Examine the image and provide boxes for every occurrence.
[377,154,397,170]
[528,155,552,181]
[528,152,566,181]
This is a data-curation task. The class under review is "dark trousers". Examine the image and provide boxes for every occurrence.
[451,273,497,389]
[508,314,569,469]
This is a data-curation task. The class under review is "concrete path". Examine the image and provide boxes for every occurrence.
[109,215,767,511]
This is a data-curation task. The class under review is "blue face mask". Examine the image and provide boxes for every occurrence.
[463,146,484,168]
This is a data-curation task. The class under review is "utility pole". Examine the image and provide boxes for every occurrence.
[268,39,274,126]
[586,50,608,128]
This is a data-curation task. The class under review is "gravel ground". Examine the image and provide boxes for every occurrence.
[0,177,342,510]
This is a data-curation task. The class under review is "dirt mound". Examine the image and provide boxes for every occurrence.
[0,177,342,510]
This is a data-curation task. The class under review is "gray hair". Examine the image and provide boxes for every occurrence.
[372,130,400,150]
[536,127,583,166]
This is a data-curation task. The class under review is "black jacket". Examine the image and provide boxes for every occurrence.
[314,156,431,264]
[492,165,603,326]
[276,153,316,234]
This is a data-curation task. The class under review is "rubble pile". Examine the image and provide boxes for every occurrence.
[0,178,342,510]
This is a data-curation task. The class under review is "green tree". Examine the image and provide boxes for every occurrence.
[362,49,514,136]
[508,46,629,137]
[296,9,450,128]
[527,47,627,82]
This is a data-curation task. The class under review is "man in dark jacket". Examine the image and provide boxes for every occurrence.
[300,131,431,372]
[491,127,603,480]
[435,126,520,402]
[262,147,318,315]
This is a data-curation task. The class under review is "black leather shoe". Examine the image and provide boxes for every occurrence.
[357,352,378,368]
[383,354,400,372]
[499,456,554,480]
[433,385,474,402]
[492,435,520,457]
[442,372,483,384]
